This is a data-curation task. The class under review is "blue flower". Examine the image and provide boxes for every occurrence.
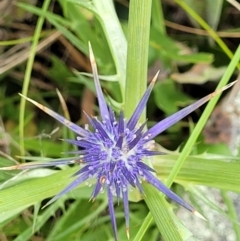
[12,43,235,240]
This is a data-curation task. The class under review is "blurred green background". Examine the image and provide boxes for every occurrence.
[0,0,240,240]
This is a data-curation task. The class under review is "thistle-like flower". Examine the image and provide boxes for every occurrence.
[3,43,236,240]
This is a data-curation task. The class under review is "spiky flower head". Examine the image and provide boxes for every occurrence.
[5,43,235,240]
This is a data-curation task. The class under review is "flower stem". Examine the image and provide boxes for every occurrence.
[125,0,152,121]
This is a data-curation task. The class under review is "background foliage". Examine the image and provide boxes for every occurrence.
[0,0,240,240]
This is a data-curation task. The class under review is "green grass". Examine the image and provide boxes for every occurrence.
[0,0,240,240]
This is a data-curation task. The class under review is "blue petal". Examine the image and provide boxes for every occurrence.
[142,170,195,213]
[83,153,101,163]
[115,179,121,203]
[135,178,145,194]
[118,110,125,135]
[107,187,118,241]
[116,134,124,149]
[90,179,102,200]
[42,172,90,208]
[140,150,166,156]
[19,94,88,137]
[121,166,136,187]
[115,111,124,149]
[137,162,155,173]
[134,120,147,135]
[108,106,116,126]
[4,157,79,170]
[62,150,86,155]
[63,139,97,149]
[145,88,227,139]
[128,132,143,150]
[82,110,95,128]
[127,72,158,130]
[89,42,109,121]
[72,165,93,177]
[91,118,110,140]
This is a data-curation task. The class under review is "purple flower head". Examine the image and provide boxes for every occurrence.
[10,43,235,240]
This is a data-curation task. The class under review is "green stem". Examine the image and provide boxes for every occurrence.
[125,0,152,120]
[125,0,154,238]
[126,1,189,240]
[143,184,183,241]
[19,0,51,155]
